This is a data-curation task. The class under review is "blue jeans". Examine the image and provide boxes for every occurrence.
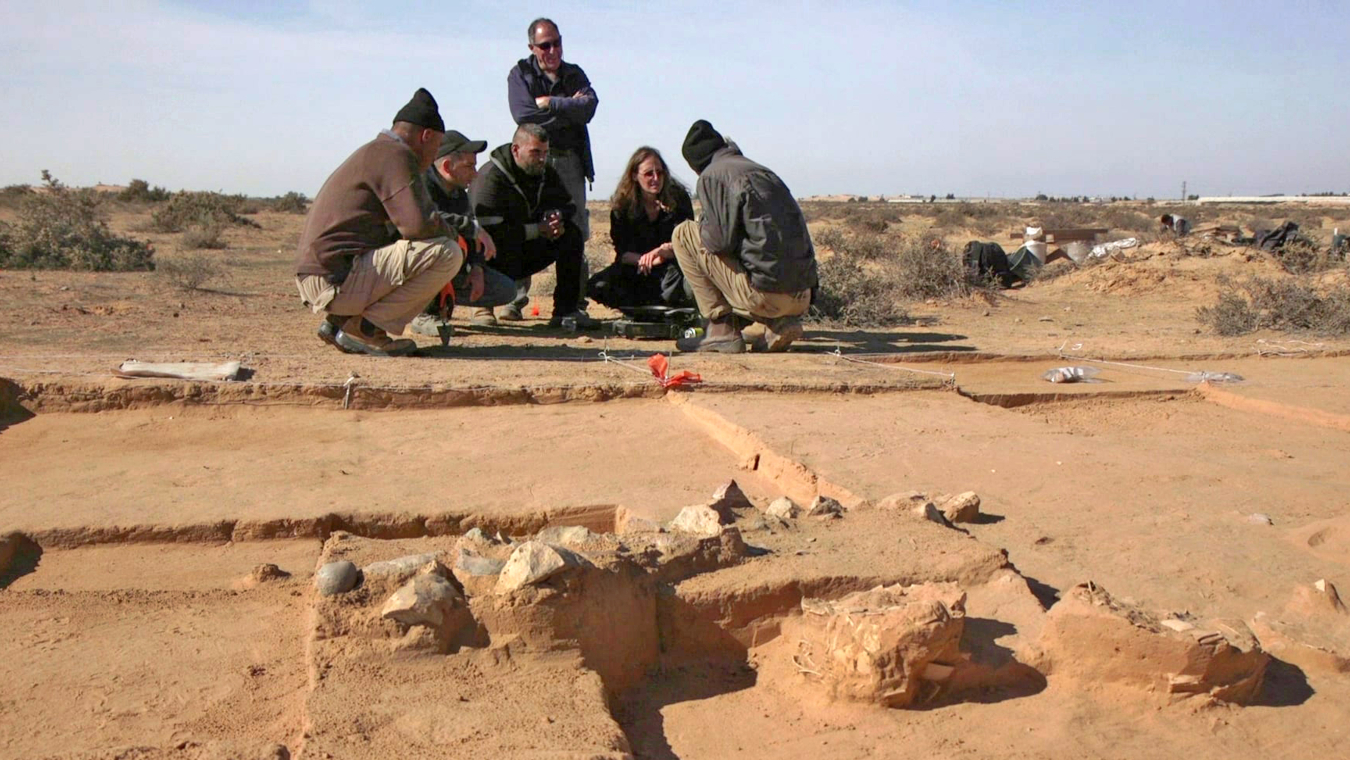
[457,264,517,308]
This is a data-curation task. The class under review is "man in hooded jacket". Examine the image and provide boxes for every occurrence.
[672,120,818,353]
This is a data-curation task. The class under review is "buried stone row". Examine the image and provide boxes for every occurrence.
[309,479,1340,711]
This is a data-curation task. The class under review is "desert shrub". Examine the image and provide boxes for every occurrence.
[118,179,170,203]
[180,221,227,250]
[811,254,910,327]
[1273,237,1344,274]
[0,171,154,271]
[268,191,309,214]
[812,226,846,251]
[0,184,33,208]
[158,251,227,290]
[1197,276,1350,336]
[149,191,259,233]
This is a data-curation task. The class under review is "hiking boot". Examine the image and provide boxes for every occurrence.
[758,315,804,353]
[409,313,452,338]
[498,303,525,321]
[335,316,417,357]
[548,310,601,330]
[676,319,745,353]
[469,307,498,327]
[317,314,356,353]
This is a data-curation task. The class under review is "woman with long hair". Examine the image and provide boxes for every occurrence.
[586,146,694,308]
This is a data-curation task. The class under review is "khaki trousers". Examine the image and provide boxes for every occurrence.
[670,220,810,322]
[295,238,463,336]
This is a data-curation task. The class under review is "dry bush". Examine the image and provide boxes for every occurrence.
[266,191,309,214]
[0,184,33,209]
[158,252,227,291]
[1274,237,1344,274]
[0,171,154,271]
[813,226,846,252]
[118,179,170,204]
[180,222,227,250]
[811,234,977,326]
[149,191,260,233]
[1197,276,1350,336]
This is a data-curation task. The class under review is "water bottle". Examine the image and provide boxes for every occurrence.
[682,326,704,340]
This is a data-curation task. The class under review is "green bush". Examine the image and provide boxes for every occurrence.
[180,221,227,250]
[0,171,154,271]
[149,191,260,233]
[268,191,310,214]
[158,251,227,291]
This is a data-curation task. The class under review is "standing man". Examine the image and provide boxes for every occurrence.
[505,16,598,320]
[409,129,518,337]
[672,120,818,354]
[471,124,599,330]
[294,88,462,357]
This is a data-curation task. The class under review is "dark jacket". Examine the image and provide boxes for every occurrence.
[609,189,694,262]
[507,57,598,181]
[423,167,483,267]
[470,143,576,258]
[696,144,818,294]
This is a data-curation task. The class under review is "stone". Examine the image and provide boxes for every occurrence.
[646,528,749,584]
[315,560,359,596]
[807,495,844,518]
[939,492,981,523]
[535,525,595,547]
[452,549,506,597]
[381,569,464,629]
[876,491,929,510]
[669,505,724,536]
[765,496,801,520]
[1288,578,1347,617]
[1037,582,1269,704]
[912,501,953,527]
[495,541,585,594]
[1246,579,1350,674]
[708,479,754,521]
[615,506,664,534]
[1247,513,1274,526]
[785,583,967,708]
[362,553,443,583]
[248,563,289,584]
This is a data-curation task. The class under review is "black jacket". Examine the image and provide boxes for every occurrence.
[696,144,818,294]
[507,57,598,181]
[470,143,576,257]
[424,167,483,267]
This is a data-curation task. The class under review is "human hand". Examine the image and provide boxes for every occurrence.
[478,229,497,261]
[638,249,664,275]
[468,267,485,302]
[542,210,564,240]
[535,95,551,109]
[621,252,642,266]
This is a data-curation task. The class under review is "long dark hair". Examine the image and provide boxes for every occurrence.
[610,146,690,219]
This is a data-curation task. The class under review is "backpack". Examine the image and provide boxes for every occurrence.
[963,241,1020,288]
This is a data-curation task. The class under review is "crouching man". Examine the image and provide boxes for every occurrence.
[673,120,817,353]
[294,88,463,356]
[471,124,598,329]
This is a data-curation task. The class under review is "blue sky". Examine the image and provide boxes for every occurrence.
[2,1,1347,199]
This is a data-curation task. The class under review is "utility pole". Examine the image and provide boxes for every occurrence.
[1181,180,1187,202]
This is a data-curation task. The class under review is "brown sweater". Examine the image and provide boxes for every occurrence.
[295,132,445,278]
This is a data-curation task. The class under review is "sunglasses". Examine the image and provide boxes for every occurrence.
[533,38,561,51]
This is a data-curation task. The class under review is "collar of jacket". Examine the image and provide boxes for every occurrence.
[489,150,545,213]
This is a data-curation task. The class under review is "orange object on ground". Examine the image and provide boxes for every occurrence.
[648,353,702,389]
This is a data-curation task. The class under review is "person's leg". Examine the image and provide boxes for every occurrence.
[456,265,517,326]
[551,151,591,310]
[671,220,743,352]
[547,224,584,320]
[328,237,463,339]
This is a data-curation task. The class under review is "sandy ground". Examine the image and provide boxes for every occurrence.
[2,202,1349,758]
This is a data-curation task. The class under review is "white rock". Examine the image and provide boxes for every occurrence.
[939,492,981,523]
[494,541,582,593]
[315,560,359,596]
[668,505,724,536]
[709,479,754,521]
[807,495,844,517]
[912,501,952,527]
[765,496,801,520]
[535,525,595,547]
[363,553,443,583]
[614,506,664,534]
[381,572,463,629]
[1248,513,1274,526]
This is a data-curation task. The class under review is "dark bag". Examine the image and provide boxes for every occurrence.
[963,241,1019,288]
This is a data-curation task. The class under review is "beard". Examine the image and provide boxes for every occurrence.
[520,160,546,177]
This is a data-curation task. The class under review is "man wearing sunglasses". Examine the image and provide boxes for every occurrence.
[506,17,599,321]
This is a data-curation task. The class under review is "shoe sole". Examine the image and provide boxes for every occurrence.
[334,330,416,357]
[318,323,358,354]
[763,322,804,352]
[676,337,746,354]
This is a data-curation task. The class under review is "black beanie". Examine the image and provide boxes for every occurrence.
[682,119,727,174]
[393,88,445,132]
